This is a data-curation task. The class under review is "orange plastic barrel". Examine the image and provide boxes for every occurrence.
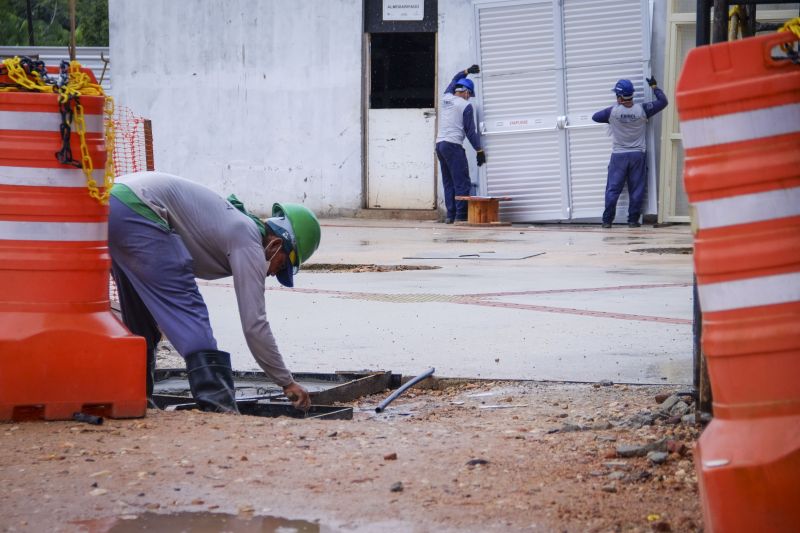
[0,66,146,421]
[677,32,800,532]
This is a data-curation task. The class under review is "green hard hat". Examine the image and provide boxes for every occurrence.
[271,202,321,270]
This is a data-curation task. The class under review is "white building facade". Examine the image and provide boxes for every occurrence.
[108,0,668,220]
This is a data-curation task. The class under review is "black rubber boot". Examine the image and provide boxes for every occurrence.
[185,350,240,414]
[146,346,158,409]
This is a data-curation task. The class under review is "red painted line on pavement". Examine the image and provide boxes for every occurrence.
[458,299,692,325]
[197,280,691,325]
[463,282,691,298]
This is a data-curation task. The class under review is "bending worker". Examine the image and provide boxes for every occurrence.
[592,76,668,228]
[435,64,486,224]
[108,171,321,413]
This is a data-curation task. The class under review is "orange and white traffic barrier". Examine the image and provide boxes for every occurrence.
[678,31,800,532]
[0,64,145,421]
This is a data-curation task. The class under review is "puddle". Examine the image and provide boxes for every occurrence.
[432,238,519,244]
[302,263,439,273]
[602,235,651,242]
[604,269,650,276]
[602,239,648,245]
[631,247,693,255]
[74,511,321,532]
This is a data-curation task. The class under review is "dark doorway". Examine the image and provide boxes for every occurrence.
[370,32,435,109]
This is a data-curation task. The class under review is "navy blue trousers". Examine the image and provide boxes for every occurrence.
[108,197,218,362]
[603,151,647,224]
[436,141,471,220]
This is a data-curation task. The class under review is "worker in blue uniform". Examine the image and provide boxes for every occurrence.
[592,77,668,228]
[435,64,486,223]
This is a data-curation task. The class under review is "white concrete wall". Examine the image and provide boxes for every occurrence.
[108,0,363,217]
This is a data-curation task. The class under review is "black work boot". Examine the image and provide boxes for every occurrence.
[146,346,158,409]
[185,350,240,414]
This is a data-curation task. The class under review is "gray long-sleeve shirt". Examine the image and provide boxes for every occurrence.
[113,171,294,386]
[591,87,668,153]
[435,70,482,150]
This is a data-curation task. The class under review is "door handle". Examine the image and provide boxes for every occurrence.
[423,111,436,118]
[482,126,557,136]
[565,123,602,130]
[556,115,567,129]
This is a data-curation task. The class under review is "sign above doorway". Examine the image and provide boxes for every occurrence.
[383,1,424,21]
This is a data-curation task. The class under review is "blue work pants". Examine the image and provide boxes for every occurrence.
[108,197,218,360]
[436,141,471,220]
[603,151,647,224]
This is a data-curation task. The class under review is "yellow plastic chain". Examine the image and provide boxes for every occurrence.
[779,16,800,39]
[1,57,54,93]
[1,57,116,204]
[779,17,800,59]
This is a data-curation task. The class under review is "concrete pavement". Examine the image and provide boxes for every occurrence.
[199,220,695,385]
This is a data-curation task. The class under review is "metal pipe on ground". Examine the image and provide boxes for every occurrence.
[375,367,435,413]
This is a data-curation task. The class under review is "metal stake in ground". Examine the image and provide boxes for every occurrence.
[375,368,435,413]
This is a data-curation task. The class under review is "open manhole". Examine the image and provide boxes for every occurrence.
[631,247,693,255]
[151,370,401,420]
[302,263,440,273]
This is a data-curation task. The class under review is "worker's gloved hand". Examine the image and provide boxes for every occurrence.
[283,382,311,412]
[646,76,657,87]
[476,149,486,166]
[467,64,480,74]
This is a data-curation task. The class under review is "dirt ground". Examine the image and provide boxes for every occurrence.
[0,381,703,533]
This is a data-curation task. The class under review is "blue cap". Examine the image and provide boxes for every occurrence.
[613,79,634,98]
[455,78,475,97]
[265,216,297,288]
[275,261,294,288]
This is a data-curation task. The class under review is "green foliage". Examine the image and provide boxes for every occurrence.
[0,0,108,46]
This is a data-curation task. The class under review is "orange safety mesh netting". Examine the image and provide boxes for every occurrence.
[112,105,154,177]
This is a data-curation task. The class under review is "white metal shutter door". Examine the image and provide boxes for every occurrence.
[476,1,567,222]
[562,0,647,220]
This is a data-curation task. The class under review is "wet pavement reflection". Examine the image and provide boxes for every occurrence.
[74,512,321,532]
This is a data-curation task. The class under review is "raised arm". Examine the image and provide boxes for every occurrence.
[444,64,480,94]
[644,87,669,118]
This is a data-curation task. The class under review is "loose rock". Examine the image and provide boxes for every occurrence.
[616,439,667,458]
[390,481,404,493]
[654,392,672,404]
[624,412,656,429]
[658,395,680,413]
[669,401,690,417]
[647,451,668,465]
